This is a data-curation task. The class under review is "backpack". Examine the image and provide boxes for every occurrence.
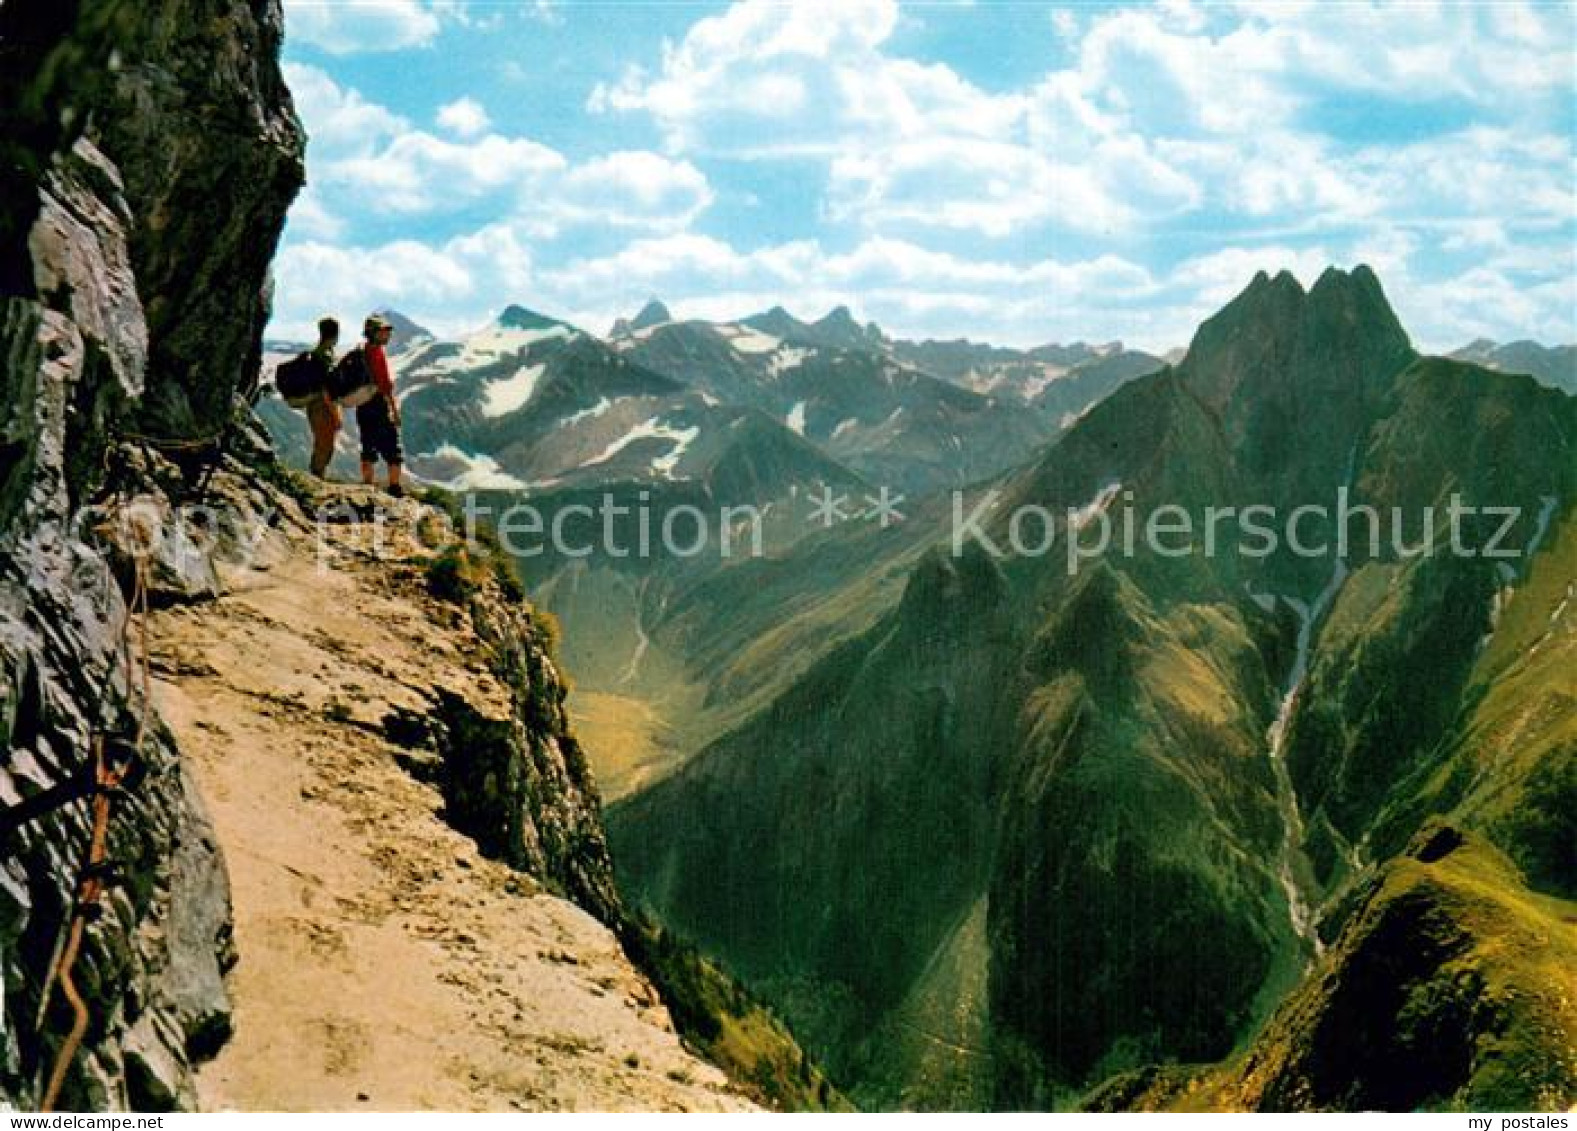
[274,351,327,404]
[328,346,379,407]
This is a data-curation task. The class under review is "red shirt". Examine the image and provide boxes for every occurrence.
[366,344,395,399]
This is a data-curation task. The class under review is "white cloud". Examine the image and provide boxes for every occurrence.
[287,71,714,232]
[589,0,1146,238]
[585,0,1219,239]
[321,130,713,234]
[272,3,1576,352]
[588,0,1573,254]
[534,233,1177,348]
[327,132,565,213]
[436,96,491,138]
[282,0,446,55]
[285,63,407,157]
[556,152,715,230]
[1406,267,1577,351]
[528,1,565,27]
[271,224,536,340]
[282,185,345,241]
[586,0,995,156]
[271,212,1577,355]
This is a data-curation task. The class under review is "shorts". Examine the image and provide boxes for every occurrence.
[356,396,404,466]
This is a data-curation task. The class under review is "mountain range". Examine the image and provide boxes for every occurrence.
[259,299,1166,783]
[1448,339,1576,395]
[604,268,1577,1109]
[20,0,1572,1113]
[256,271,1576,1111]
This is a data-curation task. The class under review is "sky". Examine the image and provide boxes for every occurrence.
[269,0,1577,353]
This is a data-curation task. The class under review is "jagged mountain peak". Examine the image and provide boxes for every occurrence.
[811,304,885,348]
[1308,263,1397,316]
[815,304,857,328]
[741,305,814,340]
[1180,264,1413,411]
[371,307,432,342]
[1305,264,1412,356]
[1225,263,1397,323]
[1236,267,1307,299]
[630,298,672,330]
[497,303,567,332]
[738,303,884,350]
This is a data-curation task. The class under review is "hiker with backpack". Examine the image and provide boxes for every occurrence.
[274,316,342,478]
[327,314,406,498]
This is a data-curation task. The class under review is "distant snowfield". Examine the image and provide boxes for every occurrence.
[767,346,811,378]
[786,402,807,436]
[482,362,546,418]
[583,416,701,479]
[423,323,572,376]
[1021,364,1067,401]
[562,396,615,426]
[717,325,780,355]
[609,323,665,350]
[421,443,529,490]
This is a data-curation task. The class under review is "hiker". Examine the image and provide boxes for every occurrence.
[353,313,405,498]
[305,318,342,477]
[273,316,342,478]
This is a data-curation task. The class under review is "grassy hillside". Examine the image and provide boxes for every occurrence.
[608,268,1577,1108]
[1098,826,1576,1111]
[620,916,854,1112]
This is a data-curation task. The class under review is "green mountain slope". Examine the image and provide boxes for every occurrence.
[1096,825,1575,1111]
[609,266,1577,1109]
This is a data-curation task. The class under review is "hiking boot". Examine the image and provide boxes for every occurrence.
[387,484,405,499]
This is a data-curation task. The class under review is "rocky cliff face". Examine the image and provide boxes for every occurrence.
[0,0,302,1108]
[425,571,623,926]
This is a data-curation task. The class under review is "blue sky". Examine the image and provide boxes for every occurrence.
[271,0,1576,352]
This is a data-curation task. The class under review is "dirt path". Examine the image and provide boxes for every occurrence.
[148,488,750,1112]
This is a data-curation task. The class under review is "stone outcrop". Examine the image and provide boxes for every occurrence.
[430,594,623,927]
[0,0,303,1109]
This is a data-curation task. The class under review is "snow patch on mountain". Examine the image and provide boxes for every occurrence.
[1059,398,1099,430]
[786,402,807,436]
[1021,365,1067,400]
[425,324,572,375]
[609,323,665,350]
[422,443,530,490]
[767,347,812,378]
[482,363,547,418]
[718,325,780,355]
[1071,480,1123,530]
[562,397,615,426]
[962,368,1005,395]
[585,417,701,479]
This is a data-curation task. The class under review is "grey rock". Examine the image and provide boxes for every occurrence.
[422,587,622,927]
[0,0,302,1111]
